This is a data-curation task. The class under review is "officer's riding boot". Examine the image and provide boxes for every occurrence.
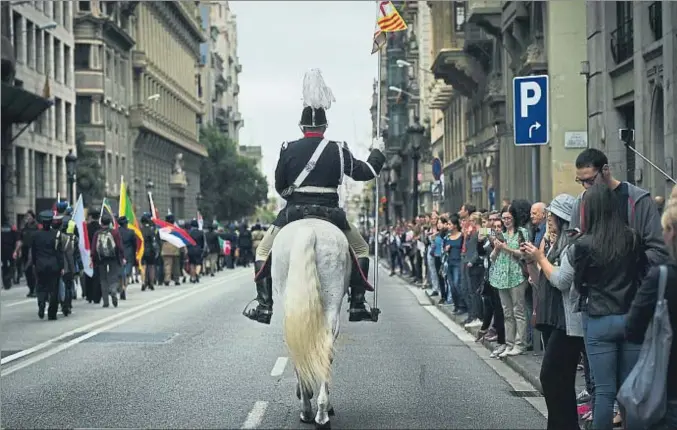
[349,257,372,322]
[244,260,273,325]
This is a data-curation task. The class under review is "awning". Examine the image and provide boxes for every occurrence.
[1,82,53,125]
[431,49,482,99]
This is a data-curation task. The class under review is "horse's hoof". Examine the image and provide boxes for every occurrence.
[328,407,335,416]
[315,420,331,430]
[299,412,313,424]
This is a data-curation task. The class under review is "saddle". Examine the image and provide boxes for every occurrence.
[283,204,349,231]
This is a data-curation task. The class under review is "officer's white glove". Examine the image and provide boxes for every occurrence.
[370,136,385,152]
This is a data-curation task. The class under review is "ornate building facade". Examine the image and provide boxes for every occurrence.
[73,0,136,202]
[587,1,676,201]
[4,1,76,222]
[130,1,205,219]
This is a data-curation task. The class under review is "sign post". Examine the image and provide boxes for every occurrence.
[513,75,549,203]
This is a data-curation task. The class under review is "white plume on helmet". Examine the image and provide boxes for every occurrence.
[302,69,336,111]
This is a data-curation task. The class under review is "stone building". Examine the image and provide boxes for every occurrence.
[209,1,243,142]
[73,0,136,202]
[130,1,206,219]
[587,1,676,200]
[239,144,262,173]
[3,1,76,223]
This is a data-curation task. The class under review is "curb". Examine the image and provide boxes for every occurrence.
[380,262,544,394]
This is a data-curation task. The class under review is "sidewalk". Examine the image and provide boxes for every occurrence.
[382,262,586,395]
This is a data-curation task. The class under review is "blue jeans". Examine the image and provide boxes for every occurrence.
[446,261,462,305]
[583,313,642,430]
[426,248,440,294]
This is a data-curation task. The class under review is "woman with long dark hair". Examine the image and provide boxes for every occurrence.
[523,194,584,429]
[571,184,644,429]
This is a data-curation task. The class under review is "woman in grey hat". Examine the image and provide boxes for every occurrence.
[522,193,583,430]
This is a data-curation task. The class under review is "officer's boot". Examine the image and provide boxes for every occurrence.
[244,260,273,325]
[37,291,46,319]
[349,257,373,322]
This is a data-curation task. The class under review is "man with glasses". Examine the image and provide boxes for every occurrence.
[571,148,666,267]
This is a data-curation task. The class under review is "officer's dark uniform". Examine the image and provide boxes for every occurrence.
[85,208,102,303]
[187,219,206,282]
[31,211,64,320]
[140,212,159,290]
[244,104,385,325]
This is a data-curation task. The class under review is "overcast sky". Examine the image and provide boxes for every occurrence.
[230,1,378,196]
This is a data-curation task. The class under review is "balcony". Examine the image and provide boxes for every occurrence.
[466,0,502,38]
[232,112,242,124]
[132,50,147,72]
[235,63,242,74]
[215,74,227,93]
[431,48,482,99]
[215,107,228,124]
[648,2,662,41]
[428,81,455,110]
[463,23,493,73]
[610,19,634,64]
[233,83,240,96]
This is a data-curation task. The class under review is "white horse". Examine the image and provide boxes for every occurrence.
[272,218,351,429]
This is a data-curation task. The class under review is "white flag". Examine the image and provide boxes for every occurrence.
[73,194,94,277]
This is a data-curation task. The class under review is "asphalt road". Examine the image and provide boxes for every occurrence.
[1,263,547,429]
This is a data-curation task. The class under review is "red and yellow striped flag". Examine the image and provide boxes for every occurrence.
[372,1,408,55]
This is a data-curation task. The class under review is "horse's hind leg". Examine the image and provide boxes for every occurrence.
[295,370,313,424]
[315,381,331,428]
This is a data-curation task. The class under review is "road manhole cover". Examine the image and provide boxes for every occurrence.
[81,332,177,344]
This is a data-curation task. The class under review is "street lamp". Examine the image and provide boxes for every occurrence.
[407,117,425,218]
[65,149,77,204]
[145,178,154,192]
[388,86,420,99]
[396,59,435,75]
[196,192,203,211]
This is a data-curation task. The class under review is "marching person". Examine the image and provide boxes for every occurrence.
[29,210,64,320]
[117,216,137,299]
[187,218,206,283]
[91,215,124,308]
[204,221,220,277]
[243,69,386,325]
[140,212,159,291]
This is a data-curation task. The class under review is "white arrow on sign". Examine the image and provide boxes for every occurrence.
[528,121,541,138]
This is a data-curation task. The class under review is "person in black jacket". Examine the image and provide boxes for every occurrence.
[237,224,253,267]
[139,212,159,291]
[30,210,64,320]
[85,208,102,303]
[14,210,38,297]
[187,219,206,283]
[117,216,137,300]
[1,216,18,290]
[204,222,220,276]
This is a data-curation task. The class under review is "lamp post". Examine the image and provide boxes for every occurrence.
[381,164,391,227]
[407,117,425,218]
[65,149,77,205]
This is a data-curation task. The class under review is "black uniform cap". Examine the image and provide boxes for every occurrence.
[300,106,327,128]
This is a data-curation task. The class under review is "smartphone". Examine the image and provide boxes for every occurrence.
[479,227,489,236]
[495,231,506,242]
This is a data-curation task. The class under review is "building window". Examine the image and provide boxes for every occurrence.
[26,21,34,69]
[54,1,62,26]
[12,11,22,62]
[36,28,43,73]
[43,32,51,76]
[454,2,466,32]
[55,98,63,141]
[35,152,46,198]
[14,146,24,196]
[65,102,72,143]
[64,45,71,85]
[53,38,61,82]
[78,1,90,12]
[75,95,92,124]
[74,44,90,70]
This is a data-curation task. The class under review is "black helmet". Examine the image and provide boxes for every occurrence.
[118,216,128,226]
[89,207,100,220]
[190,218,199,228]
[141,212,152,223]
[38,210,54,225]
[165,214,175,223]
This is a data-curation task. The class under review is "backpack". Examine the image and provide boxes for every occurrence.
[96,230,117,260]
[142,226,159,256]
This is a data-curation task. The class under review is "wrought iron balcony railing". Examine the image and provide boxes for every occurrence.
[610,18,633,64]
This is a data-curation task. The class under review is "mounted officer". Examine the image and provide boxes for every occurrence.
[243,69,386,325]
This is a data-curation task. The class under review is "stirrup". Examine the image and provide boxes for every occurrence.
[242,299,273,324]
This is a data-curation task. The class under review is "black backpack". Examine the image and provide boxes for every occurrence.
[142,225,159,256]
[96,230,117,260]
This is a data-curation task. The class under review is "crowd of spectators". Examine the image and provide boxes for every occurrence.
[378,148,676,430]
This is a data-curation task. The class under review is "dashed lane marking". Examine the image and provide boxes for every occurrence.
[2,299,35,308]
[270,356,288,377]
[241,401,268,429]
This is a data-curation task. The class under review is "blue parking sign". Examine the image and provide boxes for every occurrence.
[513,75,549,146]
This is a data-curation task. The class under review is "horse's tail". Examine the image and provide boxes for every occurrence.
[283,228,332,393]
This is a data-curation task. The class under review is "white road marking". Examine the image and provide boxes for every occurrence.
[270,356,288,377]
[241,401,268,429]
[403,283,549,419]
[2,270,249,377]
[1,270,248,367]
[2,299,35,308]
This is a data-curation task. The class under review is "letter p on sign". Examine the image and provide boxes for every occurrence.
[520,81,541,118]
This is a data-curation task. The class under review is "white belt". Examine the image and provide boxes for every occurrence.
[293,186,338,194]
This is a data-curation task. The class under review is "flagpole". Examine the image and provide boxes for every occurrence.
[372,0,383,319]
